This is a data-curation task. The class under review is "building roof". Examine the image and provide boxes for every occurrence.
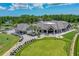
[36,21,70,30]
[15,23,29,31]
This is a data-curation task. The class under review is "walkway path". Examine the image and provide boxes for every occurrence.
[3,29,75,56]
[3,35,35,56]
[69,33,79,56]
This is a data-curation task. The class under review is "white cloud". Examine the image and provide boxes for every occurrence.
[0,6,6,10]
[46,3,73,8]
[55,3,73,6]
[0,3,74,11]
[8,3,33,11]
[47,3,72,6]
[8,3,44,11]
[32,3,44,9]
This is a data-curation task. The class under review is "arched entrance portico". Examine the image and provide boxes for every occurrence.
[48,28,54,34]
[39,26,55,34]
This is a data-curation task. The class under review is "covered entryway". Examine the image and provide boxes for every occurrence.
[48,28,54,34]
[16,31,26,35]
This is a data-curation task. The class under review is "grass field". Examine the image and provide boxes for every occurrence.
[16,31,76,56]
[63,31,76,40]
[0,33,19,55]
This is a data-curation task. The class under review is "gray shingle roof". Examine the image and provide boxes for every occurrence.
[15,23,29,31]
[36,21,69,30]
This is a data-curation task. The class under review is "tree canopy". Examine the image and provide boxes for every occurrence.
[0,14,79,25]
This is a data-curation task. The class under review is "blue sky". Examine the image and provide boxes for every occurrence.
[0,3,79,16]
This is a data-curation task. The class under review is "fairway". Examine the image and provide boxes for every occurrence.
[16,31,76,56]
[0,34,19,55]
[17,37,67,56]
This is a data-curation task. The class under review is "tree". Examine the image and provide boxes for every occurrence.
[0,14,79,25]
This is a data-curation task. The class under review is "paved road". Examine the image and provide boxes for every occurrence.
[3,29,75,56]
[69,33,79,56]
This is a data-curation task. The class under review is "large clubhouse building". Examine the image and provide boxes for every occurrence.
[15,20,71,35]
[36,21,71,34]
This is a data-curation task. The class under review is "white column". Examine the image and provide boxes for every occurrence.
[61,29,62,33]
[53,29,55,34]
[57,30,59,33]
[41,30,44,34]
[46,30,48,34]
[59,30,60,33]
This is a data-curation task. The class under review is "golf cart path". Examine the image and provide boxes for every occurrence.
[3,35,34,56]
[3,29,75,56]
[69,33,79,56]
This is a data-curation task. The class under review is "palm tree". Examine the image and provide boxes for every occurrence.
[30,24,40,37]
[72,21,79,34]
[75,23,79,33]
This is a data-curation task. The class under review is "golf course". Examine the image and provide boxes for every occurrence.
[0,33,19,55]
[16,31,76,56]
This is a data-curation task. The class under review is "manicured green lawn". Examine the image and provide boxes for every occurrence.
[16,31,76,56]
[0,33,19,55]
[16,37,67,56]
[63,31,76,39]
[63,31,76,55]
